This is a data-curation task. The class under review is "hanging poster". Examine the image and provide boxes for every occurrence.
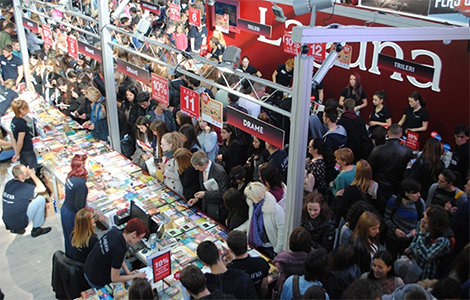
[117,58,150,84]
[78,41,102,62]
[180,86,200,120]
[67,36,78,60]
[201,92,223,128]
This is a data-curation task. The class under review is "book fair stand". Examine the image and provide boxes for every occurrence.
[10,0,470,298]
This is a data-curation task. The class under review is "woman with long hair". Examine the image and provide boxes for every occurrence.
[236,182,285,259]
[301,191,335,252]
[174,148,200,201]
[159,132,184,195]
[217,123,241,174]
[121,85,139,122]
[272,227,312,299]
[339,159,385,220]
[176,111,193,129]
[196,120,218,162]
[339,72,368,113]
[361,250,404,295]
[61,154,89,259]
[179,123,201,153]
[339,201,377,247]
[259,162,286,209]
[406,205,452,280]
[349,211,381,273]
[408,137,444,200]
[229,165,253,192]
[222,188,249,230]
[82,87,104,131]
[29,51,45,95]
[398,91,429,134]
[247,136,269,182]
[10,100,37,169]
[306,138,335,195]
[368,90,392,133]
[55,54,73,77]
[56,77,80,116]
[71,208,97,264]
[149,119,170,159]
[132,116,154,170]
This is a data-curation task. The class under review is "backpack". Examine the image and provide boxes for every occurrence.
[292,275,302,300]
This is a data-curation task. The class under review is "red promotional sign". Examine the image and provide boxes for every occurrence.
[151,73,169,106]
[150,250,171,283]
[42,25,53,47]
[307,43,327,62]
[283,32,301,56]
[168,3,180,22]
[67,36,78,60]
[405,131,420,151]
[188,7,201,27]
[180,86,200,120]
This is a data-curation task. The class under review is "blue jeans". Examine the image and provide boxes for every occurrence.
[27,195,45,228]
[84,273,104,290]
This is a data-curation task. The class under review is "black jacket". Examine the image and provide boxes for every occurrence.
[339,184,386,220]
[51,250,90,300]
[180,166,200,201]
[200,289,237,300]
[301,214,336,252]
[322,264,361,299]
[338,111,373,162]
[368,139,414,194]
[205,268,258,300]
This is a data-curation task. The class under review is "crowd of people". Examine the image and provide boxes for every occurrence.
[0,1,469,299]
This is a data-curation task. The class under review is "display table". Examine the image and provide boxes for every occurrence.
[3,93,279,300]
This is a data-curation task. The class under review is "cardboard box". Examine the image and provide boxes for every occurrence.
[45,201,55,217]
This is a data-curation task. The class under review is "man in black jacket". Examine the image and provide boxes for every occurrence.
[368,124,414,200]
[196,241,258,300]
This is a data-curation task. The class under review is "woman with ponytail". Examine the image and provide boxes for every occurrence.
[10,100,37,169]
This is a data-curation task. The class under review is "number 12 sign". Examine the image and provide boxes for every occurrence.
[180,86,200,119]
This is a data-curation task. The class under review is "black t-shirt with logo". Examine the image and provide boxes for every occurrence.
[11,116,33,152]
[275,64,293,87]
[430,187,458,208]
[402,106,429,132]
[228,255,269,298]
[84,228,126,287]
[0,54,23,81]
[2,179,35,230]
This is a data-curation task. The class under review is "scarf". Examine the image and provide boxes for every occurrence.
[163,149,174,159]
[249,198,265,248]
[90,96,104,124]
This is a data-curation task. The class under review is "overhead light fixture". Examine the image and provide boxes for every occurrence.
[312,43,342,86]
[135,19,151,39]
[207,0,216,6]
[221,45,241,67]
[293,0,333,16]
[272,3,287,23]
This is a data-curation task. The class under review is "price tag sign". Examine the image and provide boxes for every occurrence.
[335,44,353,69]
[307,43,327,63]
[180,86,200,120]
[405,131,420,151]
[168,3,180,22]
[283,32,301,55]
[148,250,171,283]
[42,25,53,47]
[188,7,201,27]
[151,73,169,106]
[67,35,78,60]
[201,92,223,128]
[57,31,68,52]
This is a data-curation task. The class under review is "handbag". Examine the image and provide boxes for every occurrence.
[394,255,422,284]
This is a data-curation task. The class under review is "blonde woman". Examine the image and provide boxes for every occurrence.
[10,100,37,169]
[236,182,285,259]
[71,208,97,263]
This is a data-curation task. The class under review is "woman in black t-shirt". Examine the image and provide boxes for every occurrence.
[398,91,429,134]
[369,90,392,134]
[339,72,368,113]
[61,154,89,259]
[71,208,97,264]
[10,100,37,169]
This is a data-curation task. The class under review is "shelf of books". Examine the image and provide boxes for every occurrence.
[3,93,278,299]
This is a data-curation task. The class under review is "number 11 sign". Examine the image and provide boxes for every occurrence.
[180,86,200,119]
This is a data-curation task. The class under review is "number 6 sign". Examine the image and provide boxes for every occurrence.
[180,86,200,119]
[189,7,201,27]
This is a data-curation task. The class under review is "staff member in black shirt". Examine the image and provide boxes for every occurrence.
[272,58,294,87]
[0,44,23,86]
[84,218,149,289]
[61,153,89,259]
[11,100,37,169]
[398,91,429,134]
[240,56,262,77]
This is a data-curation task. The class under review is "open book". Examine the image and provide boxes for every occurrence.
[203,178,219,191]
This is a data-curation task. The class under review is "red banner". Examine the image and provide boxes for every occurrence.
[67,36,78,60]
[405,131,420,151]
[42,25,53,47]
[150,250,171,283]
[188,7,201,27]
[168,3,180,22]
[283,32,326,62]
[180,86,200,120]
[283,32,301,56]
[151,73,169,106]
[307,42,327,63]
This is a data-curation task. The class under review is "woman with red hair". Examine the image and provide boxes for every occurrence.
[339,72,368,113]
[61,153,89,259]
